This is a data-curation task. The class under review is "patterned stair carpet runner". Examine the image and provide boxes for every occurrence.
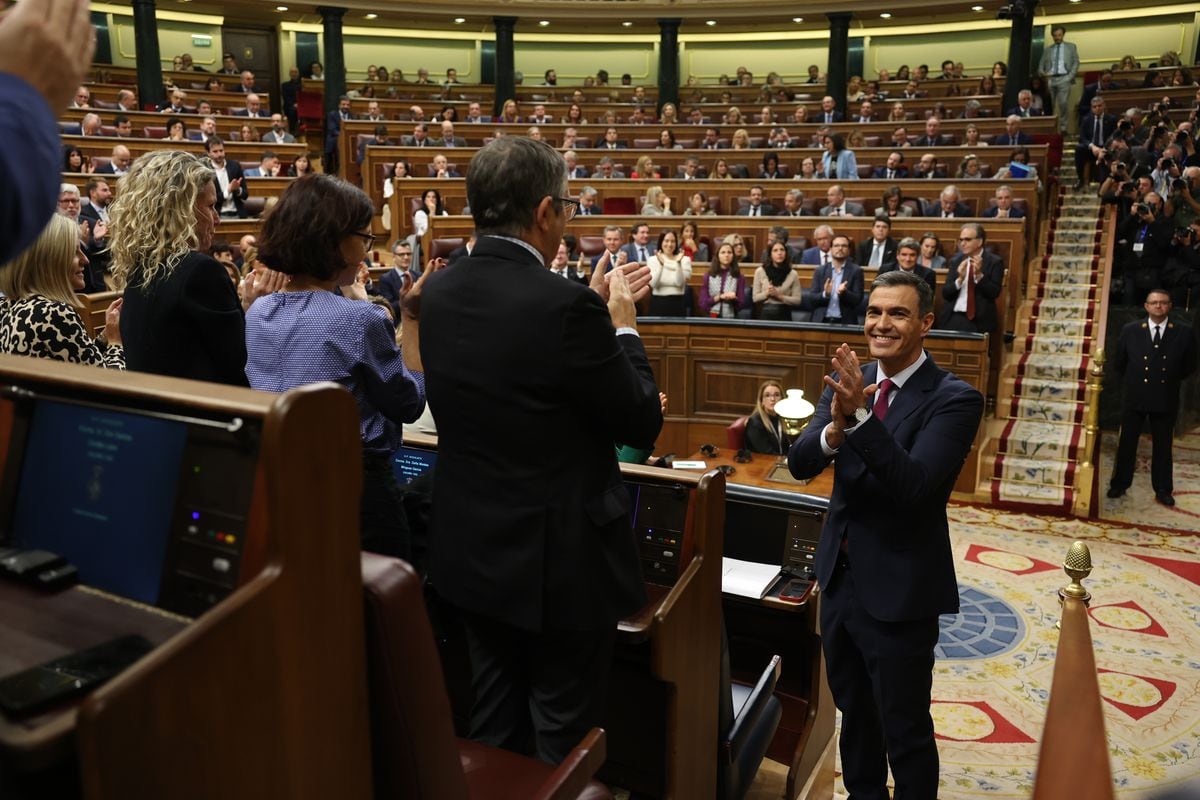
[992,184,1102,512]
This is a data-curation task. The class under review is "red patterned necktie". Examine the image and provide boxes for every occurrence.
[965,257,977,320]
[873,378,895,421]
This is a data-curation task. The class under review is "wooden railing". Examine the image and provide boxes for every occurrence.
[1032,542,1114,800]
[1075,205,1118,518]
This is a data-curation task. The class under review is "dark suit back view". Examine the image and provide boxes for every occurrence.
[420,137,662,765]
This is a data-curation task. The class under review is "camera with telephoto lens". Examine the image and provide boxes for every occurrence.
[1134,202,1151,216]
[1173,177,1187,193]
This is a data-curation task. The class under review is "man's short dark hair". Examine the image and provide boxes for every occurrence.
[260,150,278,161]
[770,225,789,243]
[374,124,388,137]
[873,214,892,229]
[114,114,130,126]
[211,240,232,255]
[204,136,224,152]
[1051,25,1066,35]
[258,174,374,281]
[872,268,933,316]
[467,137,567,237]
[85,177,108,198]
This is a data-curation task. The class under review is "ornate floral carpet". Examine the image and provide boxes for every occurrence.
[810,503,1200,800]
[1098,426,1200,534]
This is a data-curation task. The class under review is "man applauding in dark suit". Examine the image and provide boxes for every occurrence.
[938,223,1005,333]
[1108,290,1197,506]
[420,137,663,765]
[788,269,983,800]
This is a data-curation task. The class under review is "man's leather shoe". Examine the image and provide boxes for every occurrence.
[1156,493,1176,507]
[1106,486,1125,499]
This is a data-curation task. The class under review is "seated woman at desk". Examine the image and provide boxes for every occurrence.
[745,380,789,455]
[0,214,124,369]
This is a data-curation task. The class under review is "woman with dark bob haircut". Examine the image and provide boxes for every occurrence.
[247,174,440,559]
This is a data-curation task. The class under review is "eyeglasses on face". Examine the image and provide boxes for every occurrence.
[958,236,977,242]
[352,231,377,251]
[556,196,580,220]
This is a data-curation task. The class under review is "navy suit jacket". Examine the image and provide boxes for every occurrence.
[938,249,1005,332]
[807,260,864,323]
[377,267,421,314]
[800,246,830,266]
[788,355,983,620]
[871,166,909,179]
[981,205,1025,219]
[993,132,1032,147]
[421,236,662,632]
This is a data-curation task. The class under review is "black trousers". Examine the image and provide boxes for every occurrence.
[1111,406,1176,495]
[459,610,617,765]
[821,559,941,800]
[360,452,411,559]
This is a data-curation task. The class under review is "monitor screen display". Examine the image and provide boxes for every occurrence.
[10,400,188,605]
[392,446,437,486]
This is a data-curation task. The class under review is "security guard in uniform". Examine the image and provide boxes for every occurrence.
[1108,289,1198,506]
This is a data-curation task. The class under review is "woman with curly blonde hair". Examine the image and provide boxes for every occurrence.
[109,150,281,385]
[0,214,124,369]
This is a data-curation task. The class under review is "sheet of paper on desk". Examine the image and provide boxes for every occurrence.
[671,460,707,470]
[722,557,784,599]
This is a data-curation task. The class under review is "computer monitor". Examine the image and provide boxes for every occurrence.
[8,400,188,605]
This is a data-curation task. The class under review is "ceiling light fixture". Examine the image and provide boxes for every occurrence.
[705,20,717,26]
[793,17,804,23]
[879,12,892,19]
[971,4,984,10]
[538,19,550,26]
[275,5,288,10]
[365,13,378,19]
[453,17,465,24]
[622,21,633,27]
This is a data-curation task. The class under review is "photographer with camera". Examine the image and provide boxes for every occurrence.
[1151,148,1184,197]
[1164,165,1200,228]
[1162,217,1200,307]
[1173,124,1200,167]
[1116,192,1173,305]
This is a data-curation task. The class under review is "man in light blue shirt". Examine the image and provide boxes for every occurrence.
[1038,25,1079,134]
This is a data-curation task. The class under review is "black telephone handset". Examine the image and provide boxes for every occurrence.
[0,635,154,718]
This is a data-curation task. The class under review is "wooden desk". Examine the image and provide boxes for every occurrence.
[0,582,187,772]
[677,451,834,502]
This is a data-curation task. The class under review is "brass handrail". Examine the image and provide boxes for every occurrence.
[1032,541,1114,800]
[1073,204,1117,517]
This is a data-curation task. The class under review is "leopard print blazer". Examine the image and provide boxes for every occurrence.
[0,295,124,369]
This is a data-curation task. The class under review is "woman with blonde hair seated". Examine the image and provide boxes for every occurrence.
[642,185,673,216]
[711,158,733,179]
[731,128,751,149]
[631,155,659,179]
[744,380,789,455]
[0,214,124,368]
[724,106,744,125]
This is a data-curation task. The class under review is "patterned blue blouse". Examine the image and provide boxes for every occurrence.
[245,290,425,455]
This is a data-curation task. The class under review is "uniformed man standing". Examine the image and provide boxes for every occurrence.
[1108,289,1198,506]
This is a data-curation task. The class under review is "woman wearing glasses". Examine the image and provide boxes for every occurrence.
[246,174,439,559]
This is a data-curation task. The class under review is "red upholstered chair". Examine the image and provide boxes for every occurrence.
[726,416,749,450]
[603,196,637,215]
[578,236,606,258]
[430,237,464,261]
[360,554,613,800]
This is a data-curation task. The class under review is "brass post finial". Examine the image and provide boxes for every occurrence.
[1060,540,1093,603]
